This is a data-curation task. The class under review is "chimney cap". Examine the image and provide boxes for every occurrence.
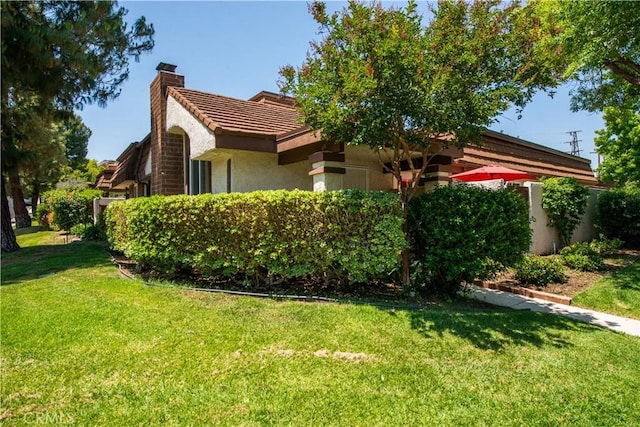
[156,62,177,73]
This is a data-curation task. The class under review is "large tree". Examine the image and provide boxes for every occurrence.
[531,0,640,186]
[532,0,639,113]
[1,1,154,252]
[280,0,557,284]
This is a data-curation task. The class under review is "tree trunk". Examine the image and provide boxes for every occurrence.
[1,174,20,253]
[8,166,31,228]
[399,182,411,287]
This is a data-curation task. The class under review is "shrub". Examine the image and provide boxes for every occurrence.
[81,224,107,241]
[408,185,531,296]
[38,188,101,231]
[559,242,604,272]
[514,255,567,286]
[105,190,405,284]
[541,177,590,247]
[70,224,86,235]
[589,237,623,256]
[70,223,106,241]
[595,186,640,249]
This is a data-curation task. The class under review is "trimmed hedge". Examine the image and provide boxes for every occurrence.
[408,185,531,296]
[595,186,640,249]
[105,189,405,283]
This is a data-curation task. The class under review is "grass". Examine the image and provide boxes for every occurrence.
[2,229,640,425]
[573,260,640,320]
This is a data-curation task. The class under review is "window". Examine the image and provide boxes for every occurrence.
[190,160,212,194]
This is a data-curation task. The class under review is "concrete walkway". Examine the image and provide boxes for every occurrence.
[465,285,640,337]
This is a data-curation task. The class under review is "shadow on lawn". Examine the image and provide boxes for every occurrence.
[390,305,598,351]
[608,262,640,291]
[0,241,112,285]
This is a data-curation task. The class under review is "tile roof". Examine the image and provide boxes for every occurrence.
[168,87,303,137]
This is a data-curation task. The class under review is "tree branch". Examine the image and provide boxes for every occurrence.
[604,56,640,88]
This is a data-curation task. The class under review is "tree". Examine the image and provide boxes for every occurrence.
[0,91,58,230]
[61,115,91,171]
[532,0,640,113]
[595,107,640,186]
[279,0,557,284]
[1,1,154,252]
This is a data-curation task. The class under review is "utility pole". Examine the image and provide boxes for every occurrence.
[565,130,582,157]
[591,150,601,179]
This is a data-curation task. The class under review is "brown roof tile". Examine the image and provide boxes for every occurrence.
[168,87,302,137]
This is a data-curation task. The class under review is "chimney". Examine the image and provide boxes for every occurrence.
[150,62,185,195]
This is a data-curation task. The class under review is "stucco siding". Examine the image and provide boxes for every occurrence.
[199,149,311,193]
[232,150,311,192]
[343,145,394,191]
[166,96,216,158]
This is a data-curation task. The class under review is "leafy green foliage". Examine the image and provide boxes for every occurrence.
[280,0,558,198]
[280,0,557,283]
[595,186,640,249]
[541,177,590,247]
[1,1,154,109]
[1,0,153,252]
[38,188,101,231]
[408,185,531,296]
[589,237,623,256]
[514,255,567,287]
[531,0,640,113]
[560,242,604,272]
[105,190,405,284]
[595,107,640,186]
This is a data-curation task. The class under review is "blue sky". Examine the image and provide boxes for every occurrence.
[77,1,604,169]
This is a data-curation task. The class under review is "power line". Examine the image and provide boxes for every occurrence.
[565,130,582,157]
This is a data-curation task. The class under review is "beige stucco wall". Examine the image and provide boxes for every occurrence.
[199,149,312,193]
[343,145,395,191]
[525,182,600,254]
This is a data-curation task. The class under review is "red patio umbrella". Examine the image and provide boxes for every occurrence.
[450,165,535,182]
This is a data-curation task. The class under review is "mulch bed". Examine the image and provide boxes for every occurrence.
[487,249,640,304]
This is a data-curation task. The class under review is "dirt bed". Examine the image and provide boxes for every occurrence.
[495,249,640,298]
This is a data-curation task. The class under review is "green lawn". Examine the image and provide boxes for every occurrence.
[573,260,640,320]
[2,230,640,425]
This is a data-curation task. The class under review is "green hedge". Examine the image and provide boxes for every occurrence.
[595,186,640,249]
[105,190,405,284]
[408,185,531,296]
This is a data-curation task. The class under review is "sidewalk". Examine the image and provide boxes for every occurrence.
[465,285,640,337]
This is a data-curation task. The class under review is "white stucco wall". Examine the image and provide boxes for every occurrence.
[525,182,599,254]
[166,96,216,158]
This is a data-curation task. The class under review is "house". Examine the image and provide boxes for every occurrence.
[96,63,597,199]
